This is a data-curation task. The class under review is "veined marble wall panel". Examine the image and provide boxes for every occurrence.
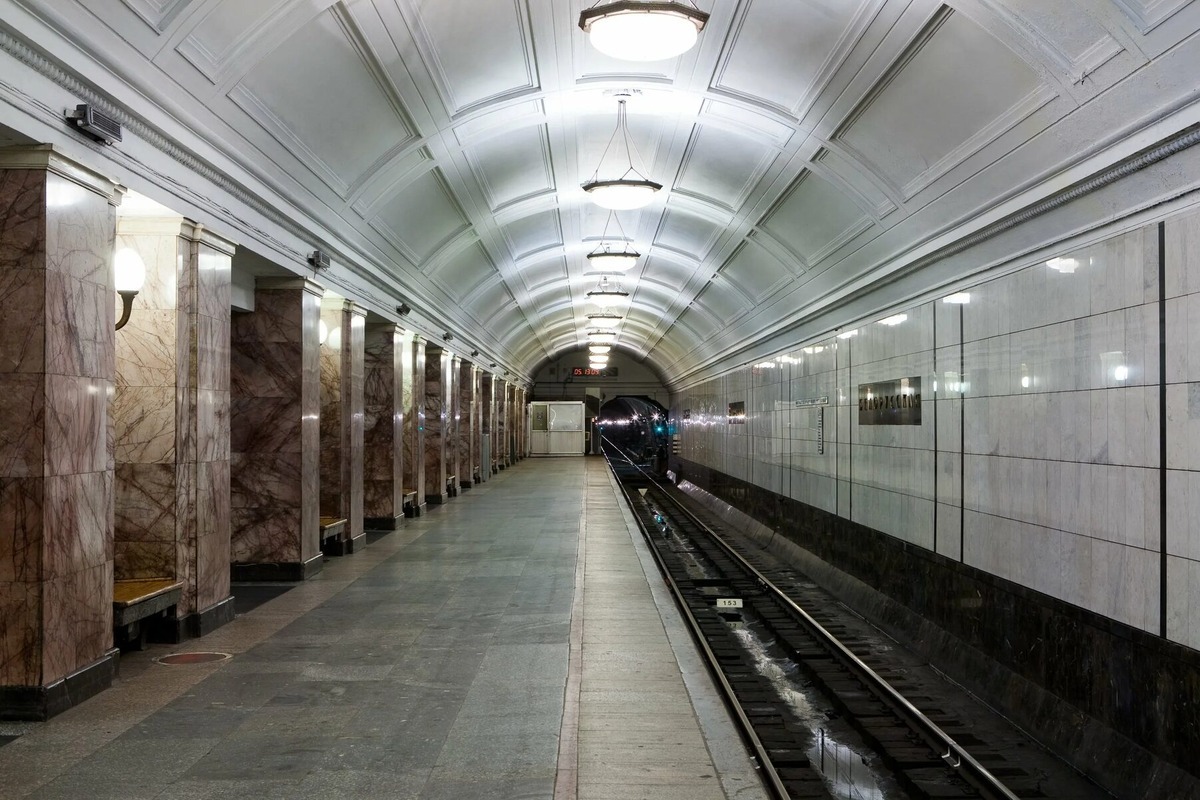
[448,356,461,490]
[402,335,426,508]
[470,367,483,481]
[496,379,507,468]
[481,373,494,473]
[230,280,321,570]
[458,361,475,483]
[363,323,403,525]
[318,297,344,518]
[0,159,118,689]
[317,298,364,544]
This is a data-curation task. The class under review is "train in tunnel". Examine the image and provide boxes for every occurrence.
[596,396,672,470]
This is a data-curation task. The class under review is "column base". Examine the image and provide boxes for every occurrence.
[231,553,324,582]
[364,514,403,531]
[160,595,236,643]
[346,532,367,553]
[0,648,120,721]
[426,492,449,505]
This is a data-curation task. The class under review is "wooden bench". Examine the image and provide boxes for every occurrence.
[446,475,458,498]
[320,516,348,556]
[113,579,182,651]
[472,464,482,484]
[402,489,418,517]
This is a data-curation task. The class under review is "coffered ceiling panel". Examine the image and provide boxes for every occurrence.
[11,0,1200,387]
[673,125,777,211]
[427,242,496,303]
[233,8,416,196]
[760,171,870,266]
[370,168,470,265]
[501,210,564,262]
[464,123,555,210]
[719,240,794,304]
[835,8,1045,198]
[712,0,876,115]
[403,0,537,114]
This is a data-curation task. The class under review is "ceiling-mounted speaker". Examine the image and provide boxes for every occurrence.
[470,349,480,357]
[396,303,412,316]
[67,104,121,144]
[308,250,331,270]
[443,332,454,341]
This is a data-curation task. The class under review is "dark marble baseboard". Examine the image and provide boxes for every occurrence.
[672,457,1200,796]
[157,595,236,643]
[346,532,366,553]
[0,648,119,721]
[426,492,449,505]
[230,553,324,582]
[364,515,402,530]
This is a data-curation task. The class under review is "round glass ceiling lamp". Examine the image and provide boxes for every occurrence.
[588,344,612,354]
[586,247,640,272]
[586,276,630,309]
[582,98,661,210]
[579,2,710,62]
[587,312,622,329]
[590,360,609,370]
[584,179,661,211]
[588,329,617,344]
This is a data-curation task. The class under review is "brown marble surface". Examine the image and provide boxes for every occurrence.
[0,163,118,688]
[403,336,425,505]
[363,323,402,519]
[423,346,447,497]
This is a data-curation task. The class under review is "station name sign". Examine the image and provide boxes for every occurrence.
[858,377,922,425]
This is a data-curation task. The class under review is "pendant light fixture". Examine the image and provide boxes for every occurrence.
[589,344,612,355]
[587,312,623,329]
[587,276,631,308]
[579,2,710,62]
[586,210,641,272]
[588,329,617,345]
[583,97,661,210]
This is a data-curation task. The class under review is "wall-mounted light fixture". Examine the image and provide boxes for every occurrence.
[582,97,661,210]
[113,247,146,331]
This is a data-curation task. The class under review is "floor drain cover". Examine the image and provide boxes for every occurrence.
[155,652,231,665]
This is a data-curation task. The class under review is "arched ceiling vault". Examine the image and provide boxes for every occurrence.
[10,0,1200,388]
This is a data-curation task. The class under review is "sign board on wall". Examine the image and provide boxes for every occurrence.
[858,377,922,425]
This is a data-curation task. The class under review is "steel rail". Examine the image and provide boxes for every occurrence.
[626,459,1022,800]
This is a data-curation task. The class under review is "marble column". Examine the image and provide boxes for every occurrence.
[481,373,495,476]
[113,216,235,640]
[516,387,527,460]
[318,297,366,555]
[0,146,122,719]
[448,355,462,495]
[507,383,518,465]
[230,277,322,580]
[363,322,404,530]
[424,346,450,504]
[465,364,481,485]
[496,379,508,469]
[402,334,426,515]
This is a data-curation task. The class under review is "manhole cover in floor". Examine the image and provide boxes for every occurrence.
[155,652,231,665]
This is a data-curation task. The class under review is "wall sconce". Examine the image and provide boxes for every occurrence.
[113,247,146,331]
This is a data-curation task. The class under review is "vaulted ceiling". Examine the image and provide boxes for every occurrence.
[6,0,1200,388]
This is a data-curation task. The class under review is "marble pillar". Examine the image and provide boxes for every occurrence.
[0,146,122,719]
[318,297,366,554]
[230,277,322,580]
[363,323,404,529]
[424,346,451,504]
[496,379,508,469]
[465,364,481,485]
[113,216,235,639]
[516,387,526,460]
[402,335,426,515]
[448,355,462,494]
[481,373,495,477]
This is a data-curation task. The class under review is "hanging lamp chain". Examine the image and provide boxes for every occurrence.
[587,98,652,184]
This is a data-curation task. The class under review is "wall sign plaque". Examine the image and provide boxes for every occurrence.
[858,377,922,425]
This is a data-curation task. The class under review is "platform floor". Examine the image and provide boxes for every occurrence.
[0,458,766,800]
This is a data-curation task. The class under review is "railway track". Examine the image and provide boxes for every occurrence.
[604,444,1053,800]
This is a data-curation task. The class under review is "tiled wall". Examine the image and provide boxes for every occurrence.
[676,215,1191,644]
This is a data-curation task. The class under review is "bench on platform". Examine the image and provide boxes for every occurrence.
[319,516,347,556]
[113,579,182,651]
[446,475,458,498]
[402,489,418,517]
[472,464,482,484]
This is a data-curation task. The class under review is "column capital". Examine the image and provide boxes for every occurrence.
[180,221,239,255]
[0,144,125,205]
[257,276,325,298]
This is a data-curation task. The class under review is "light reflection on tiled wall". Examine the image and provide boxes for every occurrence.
[677,218,1191,641]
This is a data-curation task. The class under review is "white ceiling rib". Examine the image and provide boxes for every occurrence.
[18,0,1200,385]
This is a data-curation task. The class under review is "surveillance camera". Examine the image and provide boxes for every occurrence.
[396,303,411,316]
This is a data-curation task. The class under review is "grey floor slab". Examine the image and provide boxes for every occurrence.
[0,457,765,800]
